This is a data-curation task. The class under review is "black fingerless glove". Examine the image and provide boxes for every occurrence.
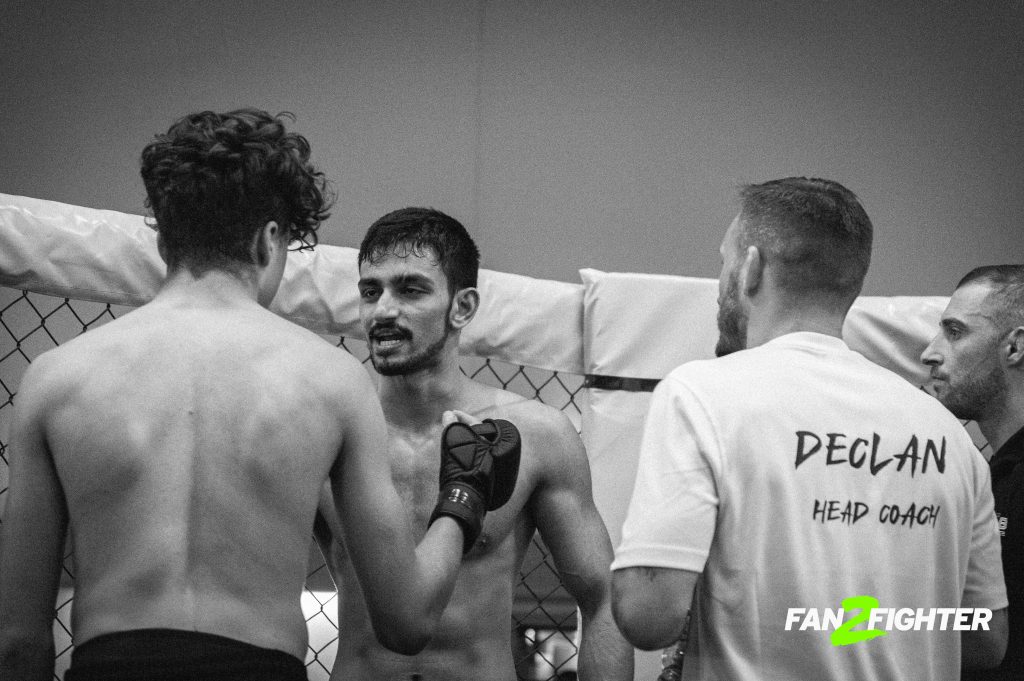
[429,419,521,553]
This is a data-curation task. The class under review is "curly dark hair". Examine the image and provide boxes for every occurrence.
[141,108,332,274]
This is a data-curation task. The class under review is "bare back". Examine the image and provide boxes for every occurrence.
[37,298,362,660]
[318,382,599,681]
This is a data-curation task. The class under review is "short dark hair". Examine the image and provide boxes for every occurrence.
[358,207,480,293]
[956,264,1024,328]
[737,177,873,307]
[141,108,331,274]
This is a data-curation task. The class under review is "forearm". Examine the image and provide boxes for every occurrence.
[961,631,1005,670]
[961,607,1008,670]
[577,602,635,681]
[611,567,698,651]
[365,516,464,654]
[409,516,465,620]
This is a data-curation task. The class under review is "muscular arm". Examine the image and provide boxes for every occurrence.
[529,413,633,681]
[611,566,698,651]
[610,374,715,653]
[331,368,464,654]
[0,359,68,681]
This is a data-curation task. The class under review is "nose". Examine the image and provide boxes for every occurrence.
[920,334,942,367]
[371,288,399,322]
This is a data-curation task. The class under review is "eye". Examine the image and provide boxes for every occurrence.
[359,287,379,300]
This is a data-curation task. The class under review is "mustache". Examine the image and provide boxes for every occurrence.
[368,324,411,340]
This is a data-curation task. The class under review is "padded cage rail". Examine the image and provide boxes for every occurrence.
[0,194,990,681]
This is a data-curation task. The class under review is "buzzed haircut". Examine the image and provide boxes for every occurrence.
[141,108,331,275]
[956,264,1024,329]
[358,207,480,294]
[737,177,873,307]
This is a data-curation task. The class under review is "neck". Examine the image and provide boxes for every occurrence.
[377,345,469,430]
[745,301,846,348]
[157,267,260,306]
[977,384,1024,453]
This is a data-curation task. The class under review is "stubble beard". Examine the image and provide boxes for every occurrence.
[715,270,747,358]
[935,360,1006,423]
[371,327,452,377]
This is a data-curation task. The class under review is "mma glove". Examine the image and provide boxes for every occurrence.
[429,418,521,554]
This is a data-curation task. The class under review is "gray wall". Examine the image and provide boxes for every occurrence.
[2,0,1022,294]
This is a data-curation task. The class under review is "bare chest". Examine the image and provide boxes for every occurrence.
[386,426,533,557]
[388,431,446,526]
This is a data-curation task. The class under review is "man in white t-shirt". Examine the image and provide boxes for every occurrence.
[610,177,1008,680]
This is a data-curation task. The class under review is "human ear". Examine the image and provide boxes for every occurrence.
[1006,326,1024,367]
[449,287,480,329]
[254,221,281,267]
[740,246,763,296]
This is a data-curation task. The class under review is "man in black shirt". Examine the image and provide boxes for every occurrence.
[923,264,1024,679]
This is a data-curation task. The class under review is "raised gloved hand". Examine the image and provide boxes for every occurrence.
[429,418,521,553]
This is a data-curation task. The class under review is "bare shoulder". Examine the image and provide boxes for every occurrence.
[18,332,104,396]
[277,321,364,370]
[265,317,378,405]
[12,346,67,408]
[475,385,585,480]
[482,386,578,443]
[477,388,601,538]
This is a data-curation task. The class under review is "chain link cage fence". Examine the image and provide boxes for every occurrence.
[0,287,586,681]
[1,287,995,681]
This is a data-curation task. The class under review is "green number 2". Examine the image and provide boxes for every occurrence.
[831,595,888,647]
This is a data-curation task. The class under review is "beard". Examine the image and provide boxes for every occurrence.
[715,269,747,357]
[369,325,452,376]
[933,360,1007,422]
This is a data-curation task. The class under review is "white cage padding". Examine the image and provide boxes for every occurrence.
[0,193,584,374]
[0,193,953,681]
[577,269,947,678]
[0,192,950,535]
[578,268,947,544]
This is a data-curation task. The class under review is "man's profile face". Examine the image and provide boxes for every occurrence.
[357,247,454,376]
[715,215,748,357]
[921,281,1007,421]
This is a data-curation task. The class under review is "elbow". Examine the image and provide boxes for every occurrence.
[610,594,673,651]
[963,634,1007,671]
[962,608,1008,670]
[610,570,690,651]
[363,585,447,655]
[370,614,435,655]
[986,628,1009,670]
[373,626,431,655]
[979,632,1008,670]
[613,609,673,651]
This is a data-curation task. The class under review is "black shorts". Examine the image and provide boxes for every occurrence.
[64,628,308,681]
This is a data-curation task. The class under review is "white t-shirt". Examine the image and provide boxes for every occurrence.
[613,332,1007,681]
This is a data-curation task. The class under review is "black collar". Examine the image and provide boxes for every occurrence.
[990,424,1024,477]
